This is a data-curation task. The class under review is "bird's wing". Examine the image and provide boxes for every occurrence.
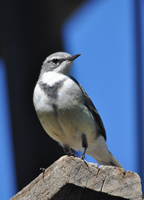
[71,76,107,141]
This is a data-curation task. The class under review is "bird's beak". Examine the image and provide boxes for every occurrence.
[68,54,81,61]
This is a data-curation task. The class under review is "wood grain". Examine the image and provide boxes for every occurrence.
[11,156,143,200]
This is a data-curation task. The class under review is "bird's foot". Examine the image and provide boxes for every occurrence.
[81,154,85,160]
[66,151,77,157]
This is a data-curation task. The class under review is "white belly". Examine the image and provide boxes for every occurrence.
[33,72,97,151]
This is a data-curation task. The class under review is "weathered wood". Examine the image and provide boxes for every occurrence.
[11,156,143,200]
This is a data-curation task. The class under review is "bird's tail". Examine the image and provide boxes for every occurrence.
[87,136,123,168]
[108,151,123,168]
[94,151,123,168]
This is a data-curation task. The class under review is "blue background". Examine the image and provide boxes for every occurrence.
[0,60,17,199]
[0,0,143,198]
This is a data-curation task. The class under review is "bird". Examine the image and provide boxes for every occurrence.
[33,52,122,167]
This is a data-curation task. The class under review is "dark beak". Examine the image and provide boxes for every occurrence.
[68,54,81,61]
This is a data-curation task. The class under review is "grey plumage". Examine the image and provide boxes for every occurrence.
[33,52,122,168]
[39,80,65,99]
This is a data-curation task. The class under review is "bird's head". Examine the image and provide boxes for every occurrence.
[40,52,81,76]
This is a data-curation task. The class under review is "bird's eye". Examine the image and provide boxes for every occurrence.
[52,58,59,64]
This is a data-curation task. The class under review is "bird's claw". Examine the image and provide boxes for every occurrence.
[81,154,85,160]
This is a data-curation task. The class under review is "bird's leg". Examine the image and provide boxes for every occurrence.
[70,149,77,157]
[81,133,88,159]
[63,146,77,157]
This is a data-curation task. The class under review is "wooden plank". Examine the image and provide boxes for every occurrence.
[11,156,143,200]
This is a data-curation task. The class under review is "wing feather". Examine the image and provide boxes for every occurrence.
[71,76,107,141]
